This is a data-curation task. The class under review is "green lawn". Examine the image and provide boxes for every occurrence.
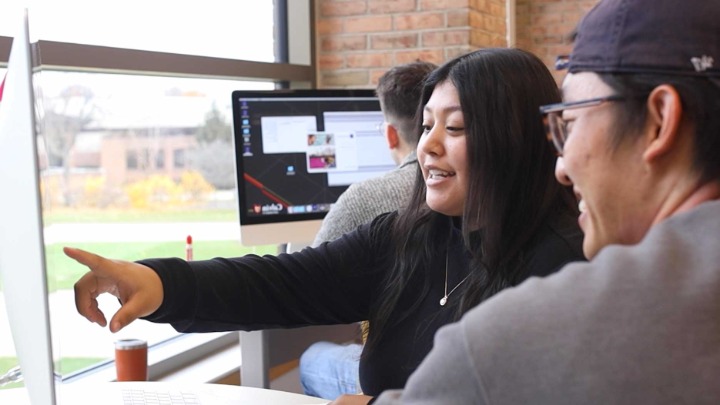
[1,209,278,389]
[45,241,277,292]
[36,208,278,291]
[0,357,22,390]
[1,239,276,388]
[56,357,109,376]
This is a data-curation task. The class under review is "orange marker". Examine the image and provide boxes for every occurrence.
[185,235,193,261]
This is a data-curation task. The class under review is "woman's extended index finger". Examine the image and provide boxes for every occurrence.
[63,246,109,273]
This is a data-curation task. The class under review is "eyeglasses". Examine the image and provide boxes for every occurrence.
[539,95,625,156]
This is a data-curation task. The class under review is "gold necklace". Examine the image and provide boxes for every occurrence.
[440,252,470,306]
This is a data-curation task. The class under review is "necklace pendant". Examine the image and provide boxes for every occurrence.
[439,296,448,306]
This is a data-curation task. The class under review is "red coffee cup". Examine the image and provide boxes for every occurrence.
[114,339,148,381]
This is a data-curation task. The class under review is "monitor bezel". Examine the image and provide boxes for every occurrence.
[230,88,380,230]
[0,8,57,404]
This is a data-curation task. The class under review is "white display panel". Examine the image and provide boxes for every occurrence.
[0,9,57,405]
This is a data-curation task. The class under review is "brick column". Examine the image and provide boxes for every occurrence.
[316,0,508,89]
[315,0,599,88]
[515,0,599,83]
[470,0,507,48]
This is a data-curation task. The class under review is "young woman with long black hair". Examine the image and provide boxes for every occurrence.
[66,48,584,403]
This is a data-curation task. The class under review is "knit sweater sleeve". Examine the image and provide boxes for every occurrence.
[312,160,417,247]
[140,212,398,333]
[312,182,373,247]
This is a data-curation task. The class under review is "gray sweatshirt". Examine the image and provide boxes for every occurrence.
[312,152,417,247]
[376,200,720,404]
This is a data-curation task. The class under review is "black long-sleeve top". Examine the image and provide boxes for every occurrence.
[140,211,584,396]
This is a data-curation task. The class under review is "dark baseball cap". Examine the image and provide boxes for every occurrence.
[567,0,719,77]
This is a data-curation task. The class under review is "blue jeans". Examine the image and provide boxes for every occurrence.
[299,341,362,400]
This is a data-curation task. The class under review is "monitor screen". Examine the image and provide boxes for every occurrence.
[231,89,393,246]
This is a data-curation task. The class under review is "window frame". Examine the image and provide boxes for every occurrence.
[61,332,241,384]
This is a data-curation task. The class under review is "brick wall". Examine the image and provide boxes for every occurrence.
[316,0,506,88]
[515,0,599,83]
[315,0,600,88]
[470,0,507,48]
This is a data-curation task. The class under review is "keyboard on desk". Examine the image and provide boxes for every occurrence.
[122,388,200,405]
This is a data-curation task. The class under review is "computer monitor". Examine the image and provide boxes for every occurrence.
[0,8,57,405]
[231,89,394,246]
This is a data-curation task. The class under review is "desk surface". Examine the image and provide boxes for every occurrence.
[1,381,330,404]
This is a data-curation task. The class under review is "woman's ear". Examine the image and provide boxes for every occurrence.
[642,84,683,163]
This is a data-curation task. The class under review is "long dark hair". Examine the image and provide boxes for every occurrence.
[364,48,577,355]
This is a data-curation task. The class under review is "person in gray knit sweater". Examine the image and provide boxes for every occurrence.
[375,0,720,403]
[300,61,437,400]
[311,62,436,247]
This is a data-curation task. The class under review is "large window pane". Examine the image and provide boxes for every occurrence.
[5,70,279,382]
[2,0,310,388]
[0,67,22,390]
[0,0,275,62]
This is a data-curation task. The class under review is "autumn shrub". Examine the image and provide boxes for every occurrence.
[124,171,214,209]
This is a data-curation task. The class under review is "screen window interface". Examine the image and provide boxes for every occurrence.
[236,94,395,224]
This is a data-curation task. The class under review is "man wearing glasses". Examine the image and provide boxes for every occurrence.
[374,0,720,403]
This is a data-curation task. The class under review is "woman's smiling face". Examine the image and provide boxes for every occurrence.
[418,80,469,217]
